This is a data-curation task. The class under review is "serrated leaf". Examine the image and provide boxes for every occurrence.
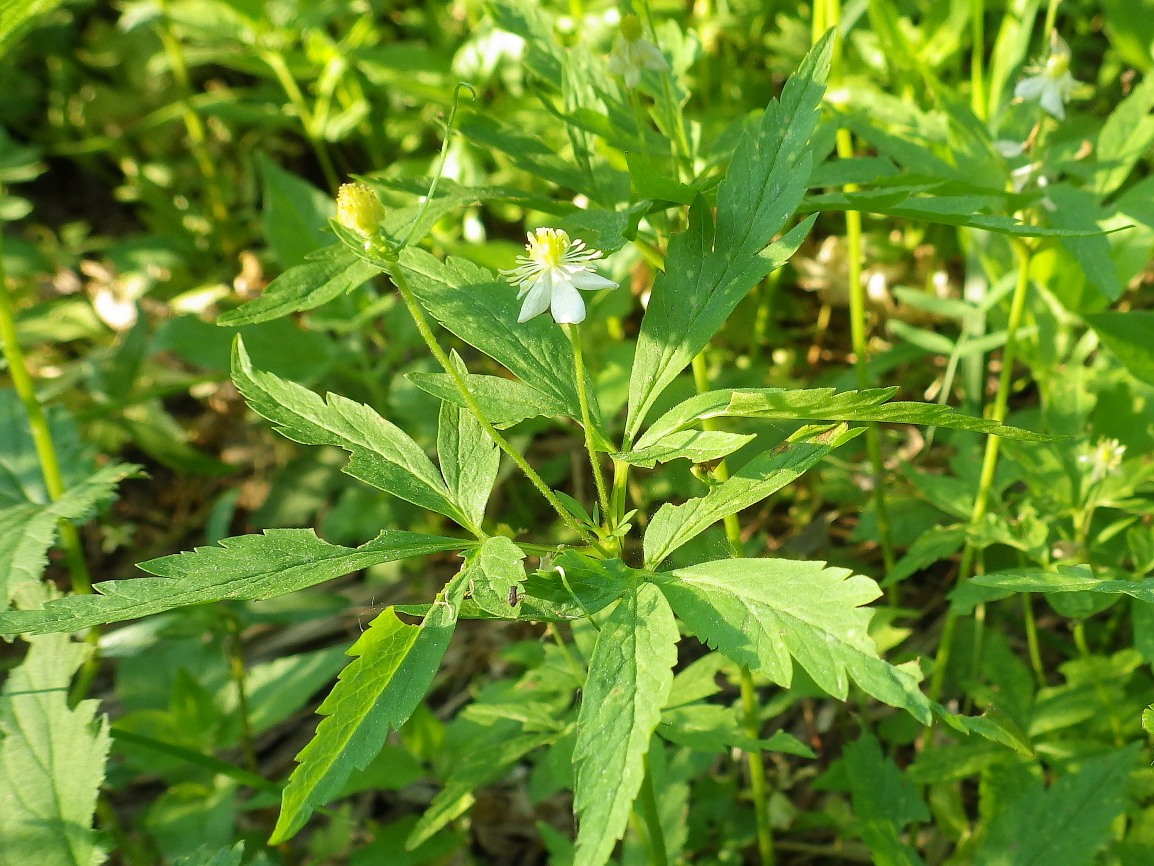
[972,746,1138,866]
[971,564,1154,602]
[614,430,755,469]
[394,247,584,418]
[0,462,138,604]
[0,390,93,504]
[573,582,678,866]
[644,424,860,567]
[465,535,526,617]
[409,371,571,427]
[231,338,474,529]
[437,356,500,529]
[655,558,933,723]
[217,244,382,326]
[271,570,470,843]
[171,843,246,866]
[0,530,468,635]
[0,624,110,866]
[624,31,834,439]
[844,731,929,866]
[634,386,1049,452]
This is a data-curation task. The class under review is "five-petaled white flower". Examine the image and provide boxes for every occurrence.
[607,14,669,89]
[1014,34,1081,120]
[1077,438,1126,484]
[501,228,617,324]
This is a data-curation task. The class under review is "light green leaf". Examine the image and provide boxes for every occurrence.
[0,530,468,636]
[624,31,834,439]
[0,624,109,866]
[644,424,860,568]
[1045,184,1123,303]
[655,558,933,723]
[258,156,334,268]
[271,571,470,843]
[1092,71,1154,198]
[0,0,66,58]
[409,370,571,427]
[614,430,755,469]
[844,731,928,866]
[465,535,526,617]
[172,843,246,866]
[0,462,138,605]
[437,356,500,529]
[217,245,382,327]
[394,247,583,418]
[971,564,1154,602]
[972,746,1138,866]
[1086,310,1154,385]
[634,386,1049,452]
[573,582,678,866]
[232,338,473,529]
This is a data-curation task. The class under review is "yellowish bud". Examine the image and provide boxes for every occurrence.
[336,182,385,237]
[620,13,643,42]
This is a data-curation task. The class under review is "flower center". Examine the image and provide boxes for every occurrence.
[527,228,570,269]
[1044,51,1070,79]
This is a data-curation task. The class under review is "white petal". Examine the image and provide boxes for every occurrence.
[1040,84,1066,119]
[517,275,553,322]
[550,280,587,324]
[1014,75,1047,101]
[569,270,617,291]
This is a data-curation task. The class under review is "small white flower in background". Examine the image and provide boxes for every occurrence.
[607,14,669,89]
[500,228,617,324]
[1014,33,1081,120]
[1077,437,1126,484]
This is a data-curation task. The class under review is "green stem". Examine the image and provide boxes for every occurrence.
[405,83,475,249]
[260,49,340,192]
[741,666,776,866]
[1021,594,1045,687]
[930,239,1032,701]
[635,754,670,866]
[156,0,233,256]
[1041,0,1061,44]
[970,0,987,122]
[836,124,895,575]
[224,612,258,773]
[566,325,610,519]
[388,267,602,549]
[0,269,92,596]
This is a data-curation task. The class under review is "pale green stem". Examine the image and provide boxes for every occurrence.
[742,666,776,866]
[836,124,895,575]
[0,271,92,597]
[635,0,691,180]
[970,0,987,122]
[565,324,610,519]
[636,754,670,866]
[1021,594,1045,687]
[224,611,258,772]
[156,0,233,256]
[931,239,1032,701]
[388,267,602,549]
[404,83,474,249]
[690,351,775,863]
[1041,0,1061,44]
[260,49,340,191]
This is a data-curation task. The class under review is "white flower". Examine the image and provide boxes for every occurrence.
[1077,438,1126,484]
[607,14,669,89]
[1014,34,1081,120]
[500,228,617,324]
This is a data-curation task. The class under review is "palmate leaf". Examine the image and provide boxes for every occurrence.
[643,424,861,568]
[0,462,138,605]
[232,338,477,531]
[972,746,1138,866]
[654,559,933,724]
[573,582,678,866]
[270,570,470,843]
[624,30,835,440]
[0,611,109,866]
[0,530,469,636]
[633,386,1049,452]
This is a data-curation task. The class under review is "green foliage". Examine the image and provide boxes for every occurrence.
[3,0,1153,862]
[0,596,109,866]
